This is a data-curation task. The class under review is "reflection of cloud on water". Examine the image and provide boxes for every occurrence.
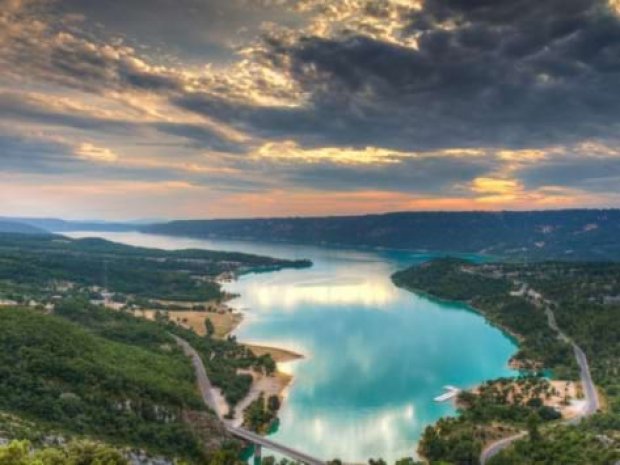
[237,277,399,309]
[276,403,419,462]
[295,277,366,287]
[343,332,374,377]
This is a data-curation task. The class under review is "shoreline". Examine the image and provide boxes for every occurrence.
[396,282,527,363]
[129,284,305,428]
[395,275,601,463]
[392,282,539,461]
[214,288,305,427]
[140,230,498,260]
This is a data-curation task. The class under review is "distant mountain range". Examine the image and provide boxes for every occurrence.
[0,217,139,233]
[0,220,49,235]
[142,210,620,260]
[3,210,620,260]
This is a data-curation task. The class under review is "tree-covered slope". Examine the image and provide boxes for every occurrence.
[0,220,48,235]
[0,307,212,460]
[0,233,310,302]
[393,259,620,465]
[142,209,620,260]
[53,299,278,414]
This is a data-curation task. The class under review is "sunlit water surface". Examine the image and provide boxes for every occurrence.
[67,232,517,462]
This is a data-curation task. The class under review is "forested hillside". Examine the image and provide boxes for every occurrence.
[0,220,48,235]
[0,232,311,464]
[143,209,620,260]
[0,233,310,303]
[0,308,213,461]
[393,259,620,465]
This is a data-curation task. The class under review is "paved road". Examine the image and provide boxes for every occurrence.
[571,344,599,418]
[480,292,600,465]
[543,303,599,418]
[226,425,326,465]
[173,334,326,465]
[480,432,527,464]
[171,334,219,415]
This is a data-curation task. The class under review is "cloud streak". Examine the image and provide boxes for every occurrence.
[1,0,620,218]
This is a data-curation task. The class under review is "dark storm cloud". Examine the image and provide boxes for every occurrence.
[3,0,620,212]
[518,155,620,192]
[0,130,264,190]
[271,154,496,194]
[0,134,79,173]
[0,92,246,153]
[176,0,620,151]
[51,0,304,64]
[0,93,129,132]
[152,122,248,153]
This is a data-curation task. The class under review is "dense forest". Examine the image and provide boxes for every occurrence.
[0,232,311,464]
[0,307,211,461]
[142,209,620,260]
[0,233,310,302]
[0,300,277,464]
[393,258,620,465]
[0,440,128,465]
[53,299,277,412]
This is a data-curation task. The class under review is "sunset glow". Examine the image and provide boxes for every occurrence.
[2,0,620,219]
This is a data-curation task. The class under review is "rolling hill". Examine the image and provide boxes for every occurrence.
[142,209,620,260]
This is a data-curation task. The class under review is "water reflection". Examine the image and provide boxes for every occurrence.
[241,275,398,309]
[66,232,517,462]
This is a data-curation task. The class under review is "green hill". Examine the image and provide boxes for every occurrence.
[143,209,620,260]
[0,233,310,303]
[0,220,48,235]
[0,307,219,461]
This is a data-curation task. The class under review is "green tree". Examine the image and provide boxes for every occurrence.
[267,395,280,412]
[394,458,423,465]
[205,318,215,337]
[526,412,541,443]
[0,440,128,465]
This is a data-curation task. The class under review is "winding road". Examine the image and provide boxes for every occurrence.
[172,333,326,465]
[172,280,600,465]
[480,290,600,464]
[171,334,219,414]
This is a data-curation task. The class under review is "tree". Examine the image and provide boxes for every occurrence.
[394,458,423,465]
[0,440,128,465]
[205,318,215,337]
[267,395,280,412]
[526,412,541,442]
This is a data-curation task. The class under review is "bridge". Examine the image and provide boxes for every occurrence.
[226,425,326,465]
[173,334,326,465]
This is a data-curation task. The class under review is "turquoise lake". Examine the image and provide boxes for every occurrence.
[67,232,517,463]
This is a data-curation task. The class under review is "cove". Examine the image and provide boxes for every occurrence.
[66,232,517,463]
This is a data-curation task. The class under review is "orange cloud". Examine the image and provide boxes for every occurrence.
[75,143,118,163]
[471,177,522,196]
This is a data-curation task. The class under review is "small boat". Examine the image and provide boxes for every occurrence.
[434,385,460,402]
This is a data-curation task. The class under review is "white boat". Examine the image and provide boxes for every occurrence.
[434,385,460,402]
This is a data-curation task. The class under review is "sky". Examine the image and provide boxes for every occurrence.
[2,0,620,220]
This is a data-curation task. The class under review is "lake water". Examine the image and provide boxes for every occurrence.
[66,232,517,463]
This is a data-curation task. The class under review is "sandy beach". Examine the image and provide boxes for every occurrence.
[132,299,303,426]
